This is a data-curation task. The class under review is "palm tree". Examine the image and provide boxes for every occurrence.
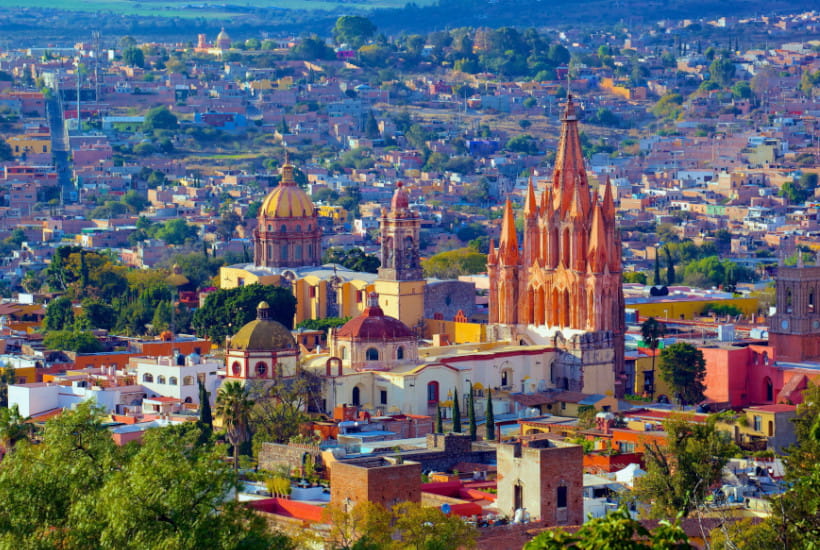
[640,317,666,401]
[0,404,33,456]
[215,380,254,473]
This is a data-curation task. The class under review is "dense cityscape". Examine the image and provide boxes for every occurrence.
[0,1,818,548]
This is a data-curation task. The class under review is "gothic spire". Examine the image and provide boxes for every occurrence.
[498,199,519,264]
[553,95,590,218]
[602,176,616,222]
[588,203,608,273]
[524,176,538,218]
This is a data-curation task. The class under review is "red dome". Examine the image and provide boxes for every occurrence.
[390,182,409,212]
[336,303,414,340]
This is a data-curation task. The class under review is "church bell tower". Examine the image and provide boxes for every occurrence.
[375,182,426,331]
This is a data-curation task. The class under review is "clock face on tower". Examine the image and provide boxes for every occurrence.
[781,319,789,330]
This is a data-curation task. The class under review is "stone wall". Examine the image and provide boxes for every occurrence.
[258,442,323,475]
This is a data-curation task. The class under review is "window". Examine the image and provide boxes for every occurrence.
[753,415,762,432]
[281,246,288,260]
[183,376,194,386]
[557,486,568,508]
[256,362,267,377]
[352,386,361,406]
[157,375,166,384]
[341,347,348,360]
[143,373,154,383]
[281,225,287,233]
[231,362,241,377]
[380,390,388,405]
[427,381,439,403]
[366,348,379,361]
[396,346,404,360]
[169,377,178,385]
[620,442,635,453]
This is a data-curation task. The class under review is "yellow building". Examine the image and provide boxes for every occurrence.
[625,295,758,322]
[220,264,376,327]
[316,204,348,224]
[7,134,51,157]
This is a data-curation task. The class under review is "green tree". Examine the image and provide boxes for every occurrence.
[505,134,539,154]
[392,501,477,549]
[143,106,178,131]
[635,414,736,519]
[452,388,461,433]
[623,272,648,284]
[43,330,103,353]
[198,378,213,434]
[0,365,16,408]
[435,405,443,434]
[43,296,75,331]
[151,218,198,245]
[640,317,666,400]
[422,248,487,278]
[651,93,684,120]
[323,247,380,273]
[467,383,477,441]
[79,300,116,331]
[485,389,495,440]
[295,317,351,335]
[524,505,693,549]
[657,342,706,405]
[709,56,736,88]
[333,15,377,48]
[249,371,320,451]
[0,404,33,455]
[192,284,296,344]
[215,380,254,473]
[122,46,145,68]
[665,247,676,285]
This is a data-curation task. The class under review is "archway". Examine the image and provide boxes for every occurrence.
[352,386,361,406]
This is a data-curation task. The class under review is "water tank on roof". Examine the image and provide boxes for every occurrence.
[717,324,735,342]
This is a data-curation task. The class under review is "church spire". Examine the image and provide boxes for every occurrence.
[553,95,590,218]
[588,203,608,273]
[524,176,538,218]
[498,199,519,264]
[602,176,616,222]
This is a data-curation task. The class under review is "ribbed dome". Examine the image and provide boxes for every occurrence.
[336,293,414,340]
[260,162,315,218]
[229,302,295,351]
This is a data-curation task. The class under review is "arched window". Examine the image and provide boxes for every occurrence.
[183,376,194,386]
[157,375,166,384]
[169,377,178,385]
[427,381,439,403]
[143,373,154,383]
[352,386,361,406]
[557,486,568,509]
[764,377,773,402]
[501,368,513,388]
[231,362,241,377]
[295,225,301,233]
[787,290,793,313]
[280,225,287,233]
[396,346,404,360]
[366,348,379,361]
[267,224,272,231]
[255,362,267,377]
[281,246,288,260]
[307,224,311,231]
[340,347,348,360]
[295,245,302,260]
[562,228,571,266]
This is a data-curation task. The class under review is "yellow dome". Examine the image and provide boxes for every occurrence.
[229,301,295,351]
[230,319,295,351]
[259,162,315,218]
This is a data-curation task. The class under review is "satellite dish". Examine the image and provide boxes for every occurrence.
[441,503,451,514]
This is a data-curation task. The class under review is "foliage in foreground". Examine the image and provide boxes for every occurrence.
[524,506,693,549]
[0,402,291,550]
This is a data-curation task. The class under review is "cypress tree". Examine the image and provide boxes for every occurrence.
[654,253,661,286]
[435,405,443,434]
[485,389,495,441]
[198,378,213,431]
[665,247,676,286]
[468,383,477,441]
[452,389,461,433]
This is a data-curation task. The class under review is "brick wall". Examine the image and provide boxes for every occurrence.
[330,456,422,508]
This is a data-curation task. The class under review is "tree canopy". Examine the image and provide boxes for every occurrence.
[192,284,297,344]
[333,16,377,48]
[0,403,291,549]
[657,342,706,405]
[143,106,179,131]
[634,414,735,519]
[323,247,380,273]
[422,247,487,278]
